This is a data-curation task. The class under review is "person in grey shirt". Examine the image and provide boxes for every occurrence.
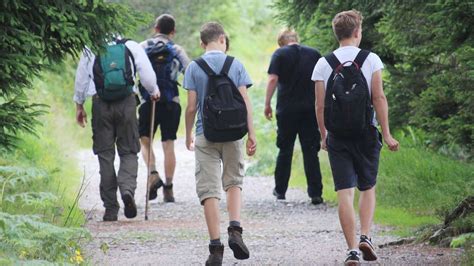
[139,14,191,203]
[74,39,160,221]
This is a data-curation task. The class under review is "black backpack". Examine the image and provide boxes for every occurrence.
[194,56,248,142]
[140,40,179,102]
[93,39,135,102]
[324,50,374,139]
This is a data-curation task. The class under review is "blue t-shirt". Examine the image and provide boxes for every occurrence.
[183,50,252,135]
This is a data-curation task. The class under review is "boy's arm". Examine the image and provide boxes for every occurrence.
[315,81,327,150]
[238,86,257,156]
[264,74,278,120]
[371,70,399,151]
[185,90,198,151]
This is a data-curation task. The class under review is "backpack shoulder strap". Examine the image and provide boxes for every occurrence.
[220,56,234,75]
[324,53,341,71]
[194,57,216,76]
[354,49,370,68]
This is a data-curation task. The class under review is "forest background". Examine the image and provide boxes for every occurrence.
[0,0,472,263]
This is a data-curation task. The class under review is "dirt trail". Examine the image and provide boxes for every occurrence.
[78,138,462,265]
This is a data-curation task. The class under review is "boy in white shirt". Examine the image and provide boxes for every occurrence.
[312,10,399,265]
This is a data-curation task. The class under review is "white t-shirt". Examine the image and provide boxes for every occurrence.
[311,46,384,96]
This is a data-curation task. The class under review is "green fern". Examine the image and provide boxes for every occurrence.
[0,212,89,262]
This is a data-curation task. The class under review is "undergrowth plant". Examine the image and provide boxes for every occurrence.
[0,165,90,263]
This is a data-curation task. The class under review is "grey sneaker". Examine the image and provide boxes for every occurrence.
[359,235,377,261]
[205,244,223,266]
[344,250,361,265]
[228,226,250,260]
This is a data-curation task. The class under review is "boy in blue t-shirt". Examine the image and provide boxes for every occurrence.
[183,22,257,265]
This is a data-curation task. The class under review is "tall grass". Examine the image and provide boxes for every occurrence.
[0,62,90,263]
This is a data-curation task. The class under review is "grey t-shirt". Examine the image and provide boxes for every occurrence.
[183,50,252,136]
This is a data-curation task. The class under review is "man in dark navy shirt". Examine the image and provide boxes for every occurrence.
[264,29,323,204]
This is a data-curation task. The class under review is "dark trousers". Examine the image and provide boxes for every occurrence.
[91,94,140,213]
[274,111,323,198]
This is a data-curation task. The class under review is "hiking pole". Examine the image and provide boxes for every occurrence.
[145,100,156,221]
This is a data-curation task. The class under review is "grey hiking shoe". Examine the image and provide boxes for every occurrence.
[228,226,250,260]
[163,183,175,202]
[205,244,224,266]
[344,250,361,265]
[148,171,163,200]
[122,191,137,219]
[359,235,377,261]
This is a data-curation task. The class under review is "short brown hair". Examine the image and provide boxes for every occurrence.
[277,29,299,47]
[155,14,175,35]
[200,22,225,45]
[332,10,363,41]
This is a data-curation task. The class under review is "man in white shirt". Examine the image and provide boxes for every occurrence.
[74,38,160,221]
[312,10,399,265]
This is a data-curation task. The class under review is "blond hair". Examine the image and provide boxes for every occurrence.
[332,10,363,41]
[277,29,299,47]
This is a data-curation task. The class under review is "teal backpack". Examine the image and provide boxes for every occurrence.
[93,39,135,102]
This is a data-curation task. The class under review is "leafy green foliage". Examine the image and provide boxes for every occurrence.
[273,0,474,159]
[0,212,88,263]
[0,0,144,150]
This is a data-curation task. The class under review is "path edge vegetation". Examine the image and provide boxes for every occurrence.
[0,1,145,263]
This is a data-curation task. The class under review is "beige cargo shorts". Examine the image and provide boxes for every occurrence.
[194,135,245,204]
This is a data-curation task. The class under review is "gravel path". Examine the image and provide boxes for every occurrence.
[78,138,462,265]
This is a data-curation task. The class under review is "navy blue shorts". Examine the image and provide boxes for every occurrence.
[326,126,383,191]
[138,101,181,141]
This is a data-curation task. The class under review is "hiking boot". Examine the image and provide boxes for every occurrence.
[163,183,175,202]
[273,188,285,200]
[205,244,224,266]
[228,226,250,260]
[344,250,361,265]
[311,196,324,205]
[148,171,163,200]
[103,209,118,222]
[122,191,137,219]
[359,235,378,261]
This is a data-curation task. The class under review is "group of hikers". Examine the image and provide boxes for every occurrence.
[73,9,399,266]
